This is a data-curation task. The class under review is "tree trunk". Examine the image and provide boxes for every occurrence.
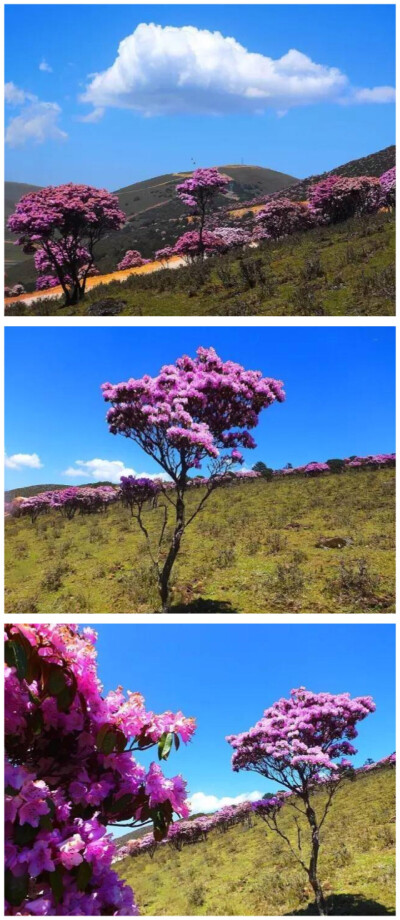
[159,494,185,611]
[306,803,327,916]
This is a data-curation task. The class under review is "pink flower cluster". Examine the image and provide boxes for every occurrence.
[5,624,195,915]
[308,175,383,224]
[176,168,230,210]
[255,198,315,240]
[9,486,119,523]
[380,167,396,208]
[117,251,151,271]
[227,687,376,780]
[102,346,285,478]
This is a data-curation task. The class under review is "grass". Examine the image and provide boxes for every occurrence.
[117,764,395,915]
[4,467,395,614]
[6,212,395,317]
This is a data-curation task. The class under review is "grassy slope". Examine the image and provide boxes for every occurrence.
[12,211,395,317]
[5,467,395,614]
[117,766,395,916]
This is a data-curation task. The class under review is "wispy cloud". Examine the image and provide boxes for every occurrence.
[5,81,67,147]
[80,23,395,120]
[39,59,53,73]
[5,452,43,471]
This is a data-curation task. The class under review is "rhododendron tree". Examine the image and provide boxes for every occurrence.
[172,230,226,263]
[117,250,150,271]
[255,198,314,240]
[8,184,125,306]
[227,687,375,915]
[5,624,195,915]
[102,345,285,609]
[380,167,396,209]
[176,168,230,257]
[308,176,382,224]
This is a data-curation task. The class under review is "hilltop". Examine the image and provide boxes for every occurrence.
[5,466,395,614]
[4,164,297,290]
[117,762,395,915]
[5,481,113,502]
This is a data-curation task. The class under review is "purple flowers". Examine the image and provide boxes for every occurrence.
[308,175,383,224]
[117,250,150,271]
[5,624,196,915]
[8,183,125,306]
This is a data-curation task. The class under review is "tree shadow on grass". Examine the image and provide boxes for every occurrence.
[167,598,238,613]
[288,894,394,916]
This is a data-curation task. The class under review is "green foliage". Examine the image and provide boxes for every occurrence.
[5,467,394,613]
[117,766,395,916]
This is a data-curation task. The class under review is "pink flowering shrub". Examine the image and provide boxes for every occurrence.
[8,184,125,306]
[172,230,226,263]
[255,198,314,240]
[7,284,26,297]
[227,687,375,916]
[5,624,195,915]
[117,251,150,271]
[176,168,230,257]
[102,346,285,608]
[308,176,382,224]
[380,167,396,208]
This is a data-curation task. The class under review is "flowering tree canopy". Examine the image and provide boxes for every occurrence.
[380,167,396,208]
[308,176,382,224]
[117,250,150,271]
[255,198,314,239]
[102,346,285,608]
[8,184,125,306]
[176,168,230,257]
[172,230,227,263]
[227,687,375,915]
[5,624,195,915]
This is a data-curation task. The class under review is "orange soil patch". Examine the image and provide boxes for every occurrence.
[4,255,184,307]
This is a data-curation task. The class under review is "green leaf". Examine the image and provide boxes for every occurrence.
[5,640,28,681]
[48,867,64,904]
[158,732,174,761]
[5,869,29,907]
[14,823,39,846]
[174,733,180,752]
[76,860,93,892]
[47,666,67,696]
[30,709,44,736]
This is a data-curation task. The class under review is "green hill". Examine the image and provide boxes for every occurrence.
[4,164,297,290]
[117,764,395,915]
[4,466,395,614]
[4,481,113,502]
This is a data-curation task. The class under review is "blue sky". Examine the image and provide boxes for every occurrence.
[4,326,395,490]
[86,623,394,834]
[5,5,395,188]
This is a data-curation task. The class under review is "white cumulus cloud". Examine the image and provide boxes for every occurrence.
[5,82,67,147]
[39,59,53,73]
[189,790,262,814]
[5,452,43,471]
[352,85,396,104]
[79,23,395,119]
[63,458,170,484]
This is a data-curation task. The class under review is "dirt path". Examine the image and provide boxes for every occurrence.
[4,255,186,309]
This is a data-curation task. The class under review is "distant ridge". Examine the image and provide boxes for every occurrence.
[5,481,113,501]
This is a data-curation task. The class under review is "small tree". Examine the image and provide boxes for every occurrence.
[227,687,375,915]
[326,458,345,474]
[8,184,125,306]
[102,345,285,609]
[176,168,230,258]
[309,176,382,224]
[172,230,226,264]
[380,167,396,209]
[117,250,150,271]
[5,624,195,914]
[252,461,273,480]
[255,198,314,240]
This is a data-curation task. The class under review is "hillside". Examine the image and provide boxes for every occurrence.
[9,209,395,317]
[5,181,42,270]
[117,764,395,915]
[5,466,395,614]
[4,164,297,290]
[4,481,113,502]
